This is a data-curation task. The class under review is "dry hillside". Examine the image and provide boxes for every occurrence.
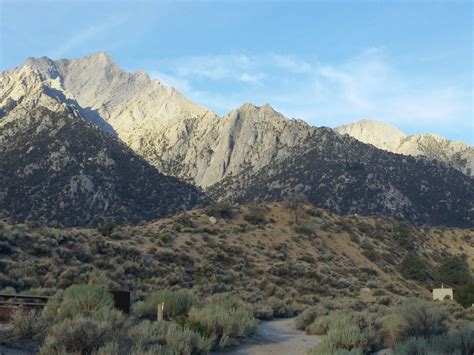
[1,202,472,316]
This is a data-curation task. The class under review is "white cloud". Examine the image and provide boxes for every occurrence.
[172,54,256,81]
[269,54,313,73]
[148,70,191,93]
[148,49,472,141]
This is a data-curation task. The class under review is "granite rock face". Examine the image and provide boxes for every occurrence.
[1,53,473,227]
[0,70,207,226]
[335,119,473,176]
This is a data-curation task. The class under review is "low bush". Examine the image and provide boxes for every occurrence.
[40,316,111,354]
[10,309,50,341]
[399,253,429,281]
[97,220,115,237]
[133,290,197,319]
[308,317,367,355]
[58,284,113,320]
[455,282,474,308]
[435,255,472,287]
[188,295,257,347]
[383,298,448,346]
[243,206,267,225]
[295,307,324,331]
[394,323,474,355]
[127,320,213,354]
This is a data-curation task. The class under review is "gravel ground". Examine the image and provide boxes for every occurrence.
[214,318,322,355]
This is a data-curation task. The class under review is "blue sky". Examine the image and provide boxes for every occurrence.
[1,0,473,144]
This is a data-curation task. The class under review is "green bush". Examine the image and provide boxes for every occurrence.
[58,284,113,320]
[308,317,367,354]
[435,255,472,287]
[165,323,214,354]
[40,316,111,354]
[295,307,324,331]
[126,319,213,354]
[399,253,429,281]
[188,296,257,346]
[455,282,474,308]
[384,298,448,346]
[98,219,115,237]
[9,309,50,341]
[394,323,474,355]
[92,306,125,327]
[393,223,414,250]
[243,206,267,225]
[127,320,167,346]
[133,290,197,319]
[306,314,335,335]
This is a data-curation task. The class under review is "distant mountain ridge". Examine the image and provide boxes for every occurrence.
[335,119,473,176]
[0,66,206,226]
[1,52,473,227]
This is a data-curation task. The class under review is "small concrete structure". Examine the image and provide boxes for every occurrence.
[432,285,453,301]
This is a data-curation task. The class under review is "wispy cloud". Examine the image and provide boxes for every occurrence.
[148,70,192,93]
[147,49,472,141]
[48,15,126,59]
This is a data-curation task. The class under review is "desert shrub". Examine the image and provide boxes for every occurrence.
[309,317,367,354]
[40,316,111,354]
[127,320,168,346]
[97,219,115,237]
[93,306,125,327]
[296,222,317,236]
[394,323,474,355]
[399,253,429,281]
[268,298,301,318]
[243,206,267,225]
[127,320,213,354]
[383,298,448,346]
[94,341,121,355]
[10,309,50,341]
[306,208,323,217]
[205,203,236,219]
[188,297,257,346]
[455,282,474,308]
[42,291,64,320]
[0,241,13,254]
[307,314,336,335]
[133,290,197,319]
[58,284,113,320]
[295,307,322,331]
[435,255,472,287]
[253,303,274,320]
[393,223,414,250]
[165,323,214,354]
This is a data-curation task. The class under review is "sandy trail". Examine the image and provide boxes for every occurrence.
[214,318,321,355]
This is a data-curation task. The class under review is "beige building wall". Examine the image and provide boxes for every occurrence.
[432,288,453,301]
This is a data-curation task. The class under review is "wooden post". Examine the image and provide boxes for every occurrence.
[157,302,164,321]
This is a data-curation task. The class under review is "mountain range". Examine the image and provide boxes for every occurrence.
[0,52,473,227]
[335,120,473,176]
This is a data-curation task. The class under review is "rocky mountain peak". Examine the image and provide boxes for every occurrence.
[335,119,473,176]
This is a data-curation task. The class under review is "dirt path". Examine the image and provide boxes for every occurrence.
[214,318,321,355]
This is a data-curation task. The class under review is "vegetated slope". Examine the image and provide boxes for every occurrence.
[1,203,472,316]
[209,129,474,227]
[0,105,206,227]
[335,119,474,176]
